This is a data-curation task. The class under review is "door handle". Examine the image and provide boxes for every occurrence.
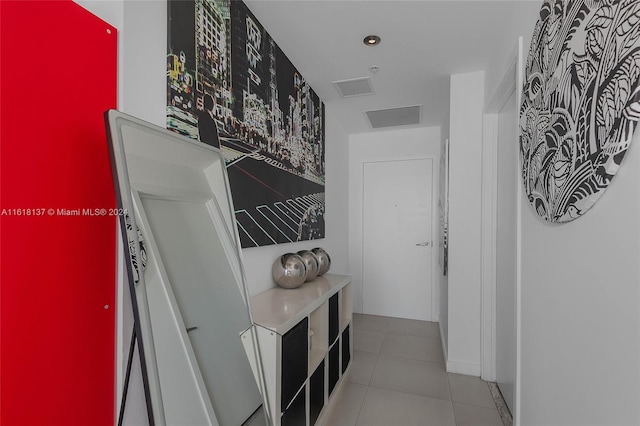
[416,241,430,247]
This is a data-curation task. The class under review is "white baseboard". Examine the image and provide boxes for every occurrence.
[446,360,481,377]
[437,322,480,377]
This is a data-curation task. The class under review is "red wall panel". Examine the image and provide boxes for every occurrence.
[0,1,117,424]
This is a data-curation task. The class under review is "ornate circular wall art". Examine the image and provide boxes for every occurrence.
[520,0,640,222]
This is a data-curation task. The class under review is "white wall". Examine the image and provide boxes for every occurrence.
[481,6,640,421]
[75,1,349,423]
[446,70,485,376]
[439,251,449,353]
[520,132,640,424]
[348,126,441,317]
[74,0,123,32]
[483,1,539,106]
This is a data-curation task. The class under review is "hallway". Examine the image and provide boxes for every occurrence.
[323,314,505,426]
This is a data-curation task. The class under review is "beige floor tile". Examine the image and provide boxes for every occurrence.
[353,329,385,354]
[381,333,444,364]
[387,317,441,339]
[453,402,503,426]
[352,313,391,333]
[348,350,378,385]
[321,382,367,426]
[322,315,505,426]
[369,354,451,401]
[448,373,497,409]
[356,386,456,426]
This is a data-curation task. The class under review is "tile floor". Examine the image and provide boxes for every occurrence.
[322,314,504,426]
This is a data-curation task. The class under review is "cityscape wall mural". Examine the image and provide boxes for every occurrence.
[167,0,326,247]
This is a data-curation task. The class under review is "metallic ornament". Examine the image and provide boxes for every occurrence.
[311,247,331,275]
[272,253,307,289]
[297,250,320,281]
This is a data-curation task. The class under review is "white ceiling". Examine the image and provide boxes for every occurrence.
[244,0,542,134]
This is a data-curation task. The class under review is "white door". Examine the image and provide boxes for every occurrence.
[496,91,517,412]
[362,159,433,321]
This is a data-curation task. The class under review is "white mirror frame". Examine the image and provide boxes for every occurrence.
[105,110,268,426]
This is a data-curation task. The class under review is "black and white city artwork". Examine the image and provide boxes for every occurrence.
[520,0,640,222]
[167,0,325,247]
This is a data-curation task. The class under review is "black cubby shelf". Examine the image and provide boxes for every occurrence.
[251,274,353,426]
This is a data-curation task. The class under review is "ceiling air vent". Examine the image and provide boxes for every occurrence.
[333,77,374,98]
[365,105,421,129]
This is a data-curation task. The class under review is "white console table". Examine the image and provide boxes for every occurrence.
[250,273,352,426]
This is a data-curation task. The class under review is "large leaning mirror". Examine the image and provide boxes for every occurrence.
[105,110,268,426]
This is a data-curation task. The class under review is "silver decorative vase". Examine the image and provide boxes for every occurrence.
[311,247,331,275]
[272,253,307,289]
[297,250,320,281]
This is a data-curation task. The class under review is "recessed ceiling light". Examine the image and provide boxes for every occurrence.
[363,35,381,46]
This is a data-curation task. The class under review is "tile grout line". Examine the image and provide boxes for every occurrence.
[354,320,384,426]
[447,372,459,426]
[352,381,370,426]
[357,329,385,425]
[486,381,513,426]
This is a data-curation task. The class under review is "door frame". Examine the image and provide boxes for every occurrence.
[361,157,439,322]
[481,37,523,423]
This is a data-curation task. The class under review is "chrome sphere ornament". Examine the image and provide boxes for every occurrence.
[272,253,307,289]
[297,250,320,281]
[312,247,331,275]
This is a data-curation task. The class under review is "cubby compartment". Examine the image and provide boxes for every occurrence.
[280,386,306,426]
[281,317,308,412]
[341,283,353,331]
[329,293,339,346]
[309,302,328,374]
[250,274,352,426]
[309,360,325,426]
[328,343,340,397]
[342,325,351,374]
